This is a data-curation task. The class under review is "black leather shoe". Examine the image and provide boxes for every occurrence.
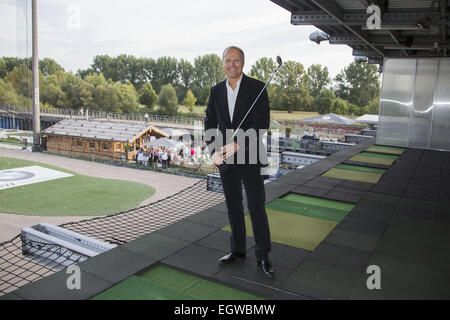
[218,252,246,264]
[257,260,275,279]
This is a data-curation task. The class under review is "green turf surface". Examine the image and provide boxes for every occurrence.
[282,193,355,212]
[349,152,398,166]
[223,194,354,251]
[224,209,338,251]
[322,167,383,184]
[336,164,387,174]
[0,157,155,216]
[367,145,405,155]
[93,264,262,300]
[266,198,349,223]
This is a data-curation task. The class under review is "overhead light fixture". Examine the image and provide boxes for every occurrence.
[416,18,433,30]
[309,31,330,44]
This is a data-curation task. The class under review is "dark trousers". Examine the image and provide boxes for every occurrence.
[219,164,271,261]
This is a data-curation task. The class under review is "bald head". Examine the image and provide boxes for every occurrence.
[222,46,245,64]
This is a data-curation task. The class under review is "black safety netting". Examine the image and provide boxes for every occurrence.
[0,180,224,296]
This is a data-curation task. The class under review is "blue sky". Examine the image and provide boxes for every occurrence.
[1,0,354,79]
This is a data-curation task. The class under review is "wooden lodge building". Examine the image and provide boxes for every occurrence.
[42,119,169,162]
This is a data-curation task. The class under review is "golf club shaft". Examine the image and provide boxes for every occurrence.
[231,63,281,139]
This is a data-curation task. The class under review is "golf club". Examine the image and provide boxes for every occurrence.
[231,55,283,139]
[215,56,283,167]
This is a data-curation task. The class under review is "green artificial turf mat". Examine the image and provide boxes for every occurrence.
[92,275,189,300]
[185,279,263,300]
[358,152,399,160]
[322,168,383,184]
[136,265,261,300]
[282,194,355,212]
[0,157,155,216]
[138,264,200,293]
[349,152,398,166]
[336,164,386,175]
[266,198,349,223]
[223,210,337,251]
[367,145,405,155]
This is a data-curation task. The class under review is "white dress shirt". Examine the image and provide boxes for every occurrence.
[226,75,243,123]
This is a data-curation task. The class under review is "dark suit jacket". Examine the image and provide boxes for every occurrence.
[204,73,270,167]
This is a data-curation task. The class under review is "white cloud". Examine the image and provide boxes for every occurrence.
[1,0,354,78]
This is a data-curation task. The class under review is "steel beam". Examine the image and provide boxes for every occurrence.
[296,0,386,56]
[439,0,448,56]
[292,10,442,26]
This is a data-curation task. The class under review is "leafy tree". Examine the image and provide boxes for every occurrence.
[139,82,158,110]
[39,58,65,77]
[334,62,380,108]
[182,89,197,114]
[59,73,85,109]
[0,59,7,78]
[115,81,139,114]
[141,57,156,84]
[366,96,380,115]
[313,89,335,114]
[270,60,312,112]
[90,55,113,77]
[306,64,331,97]
[177,59,194,100]
[40,81,66,108]
[192,54,224,105]
[85,73,110,111]
[5,64,31,98]
[152,57,179,94]
[330,97,348,115]
[0,79,19,105]
[0,57,31,75]
[249,57,276,82]
[158,84,178,116]
[346,101,363,116]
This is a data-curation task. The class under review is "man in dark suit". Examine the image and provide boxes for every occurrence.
[204,46,274,278]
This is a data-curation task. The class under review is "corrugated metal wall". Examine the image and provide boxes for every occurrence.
[377,58,450,151]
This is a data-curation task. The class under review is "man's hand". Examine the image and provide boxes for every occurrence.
[220,142,239,162]
[212,151,224,169]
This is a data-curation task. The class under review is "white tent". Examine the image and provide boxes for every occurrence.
[145,137,181,148]
[355,114,379,124]
[299,113,356,125]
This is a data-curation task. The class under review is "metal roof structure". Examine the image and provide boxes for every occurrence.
[299,113,357,125]
[271,0,450,67]
[42,119,169,143]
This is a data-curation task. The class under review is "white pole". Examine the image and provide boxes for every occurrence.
[32,0,41,151]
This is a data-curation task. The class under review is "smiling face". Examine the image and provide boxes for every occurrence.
[222,47,244,81]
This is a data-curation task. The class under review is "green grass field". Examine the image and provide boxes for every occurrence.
[270,110,320,122]
[149,103,320,121]
[0,157,155,216]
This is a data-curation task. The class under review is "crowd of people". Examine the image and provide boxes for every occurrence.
[135,143,212,170]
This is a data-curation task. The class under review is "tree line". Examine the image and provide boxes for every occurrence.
[0,54,381,118]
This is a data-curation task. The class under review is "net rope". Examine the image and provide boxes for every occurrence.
[0,179,224,296]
